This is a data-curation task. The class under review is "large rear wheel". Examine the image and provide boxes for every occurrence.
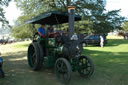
[55,58,72,83]
[27,42,43,70]
[78,56,94,77]
[0,69,5,78]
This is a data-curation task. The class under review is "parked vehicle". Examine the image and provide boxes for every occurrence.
[83,34,107,46]
[0,39,7,45]
[7,39,15,43]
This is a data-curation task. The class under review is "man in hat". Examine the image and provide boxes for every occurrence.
[38,24,47,38]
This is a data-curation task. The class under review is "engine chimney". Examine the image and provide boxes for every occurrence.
[68,6,75,38]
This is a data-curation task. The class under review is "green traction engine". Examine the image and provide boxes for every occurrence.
[26,6,94,83]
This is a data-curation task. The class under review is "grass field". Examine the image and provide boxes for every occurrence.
[0,35,128,85]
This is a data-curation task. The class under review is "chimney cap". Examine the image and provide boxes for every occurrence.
[68,6,75,9]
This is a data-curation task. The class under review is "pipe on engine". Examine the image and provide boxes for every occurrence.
[68,6,75,39]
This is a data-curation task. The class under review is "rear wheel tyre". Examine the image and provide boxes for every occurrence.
[0,69,5,78]
[27,42,43,70]
[37,43,44,68]
[55,58,72,83]
[78,56,94,78]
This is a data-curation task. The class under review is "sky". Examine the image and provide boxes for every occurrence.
[106,0,128,17]
[3,1,21,25]
[3,0,128,25]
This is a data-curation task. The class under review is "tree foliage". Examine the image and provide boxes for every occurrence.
[91,9,125,34]
[11,15,38,39]
[12,0,125,39]
[11,24,34,39]
[122,21,128,32]
[0,0,11,27]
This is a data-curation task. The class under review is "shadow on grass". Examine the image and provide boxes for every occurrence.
[80,48,128,85]
[0,46,128,85]
[0,51,61,85]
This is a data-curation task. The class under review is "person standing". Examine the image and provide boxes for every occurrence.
[100,35,104,48]
[48,25,55,37]
[48,25,54,33]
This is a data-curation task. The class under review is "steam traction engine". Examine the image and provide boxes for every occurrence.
[26,6,94,83]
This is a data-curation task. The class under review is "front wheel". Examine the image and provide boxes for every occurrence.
[55,58,72,83]
[78,56,94,77]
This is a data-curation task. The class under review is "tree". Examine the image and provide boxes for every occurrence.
[0,0,11,26]
[11,24,34,39]
[90,10,125,34]
[11,15,38,39]
[12,0,102,39]
[14,0,103,15]
[12,0,125,39]
[87,0,125,34]
[122,21,128,32]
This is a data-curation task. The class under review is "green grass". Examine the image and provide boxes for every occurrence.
[0,36,128,85]
[82,39,128,85]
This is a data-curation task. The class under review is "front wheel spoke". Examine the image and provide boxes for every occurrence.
[80,64,90,68]
[55,58,72,83]
[83,69,86,74]
[57,68,61,72]
[83,66,90,73]
[86,69,90,73]
[81,64,87,68]
[60,62,64,69]
[56,64,62,72]
[83,68,88,74]
[81,66,90,74]
[79,58,91,74]
[78,56,94,77]
[62,73,68,81]
[62,69,67,73]
[81,69,85,73]
[60,62,67,72]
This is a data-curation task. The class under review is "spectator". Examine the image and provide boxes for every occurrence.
[48,25,57,38]
[100,35,104,48]
[0,52,4,78]
[48,25,54,33]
